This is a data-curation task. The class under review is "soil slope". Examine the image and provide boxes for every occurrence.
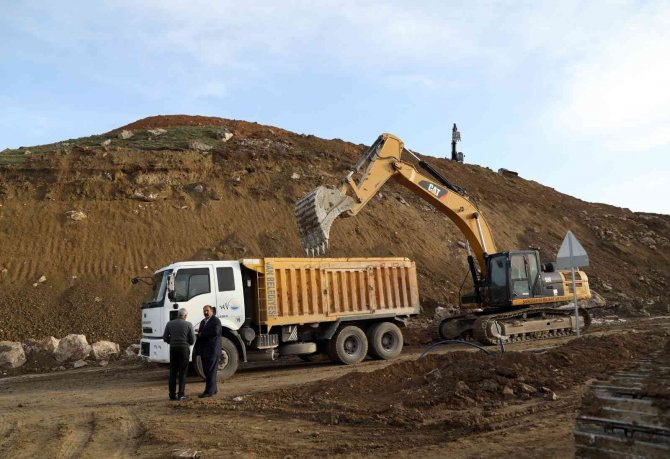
[0,115,668,344]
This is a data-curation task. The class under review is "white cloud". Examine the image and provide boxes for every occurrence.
[547,2,670,154]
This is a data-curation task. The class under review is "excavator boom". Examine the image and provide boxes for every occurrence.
[295,133,497,273]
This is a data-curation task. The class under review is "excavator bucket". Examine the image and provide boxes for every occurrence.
[294,186,354,256]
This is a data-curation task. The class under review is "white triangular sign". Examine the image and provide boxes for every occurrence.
[555,230,589,269]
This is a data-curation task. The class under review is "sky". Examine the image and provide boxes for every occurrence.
[1,1,668,214]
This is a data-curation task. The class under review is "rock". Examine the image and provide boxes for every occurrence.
[193,184,204,193]
[147,128,167,136]
[291,172,301,180]
[640,236,656,246]
[124,344,141,358]
[396,196,409,206]
[65,210,87,221]
[589,291,607,307]
[601,282,613,291]
[99,360,109,367]
[54,334,92,362]
[1,268,7,275]
[457,240,467,249]
[37,275,47,283]
[23,336,59,356]
[215,130,233,142]
[188,140,213,152]
[0,341,27,369]
[118,130,134,140]
[91,341,120,361]
[502,386,514,396]
[232,395,245,402]
[546,390,558,401]
[101,139,112,147]
[455,380,470,392]
[72,360,87,369]
[518,382,537,394]
[132,190,158,202]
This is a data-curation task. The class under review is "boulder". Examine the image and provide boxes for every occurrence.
[118,130,134,140]
[101,139,112,147]
[0,341,26,369]
[55,334,91,362]
[23,336,59,356]
[91,341,120,361]
[124,344,141,358]
[215,129,233,142]
[72,360,87,369]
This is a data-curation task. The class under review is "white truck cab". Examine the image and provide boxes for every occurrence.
[139,260,246,363]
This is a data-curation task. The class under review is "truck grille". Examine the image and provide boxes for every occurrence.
[141,342,150,356]
[142,327,153,334]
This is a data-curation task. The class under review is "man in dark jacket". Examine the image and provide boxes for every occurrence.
[162,308,195,401]
[195,304,222,398]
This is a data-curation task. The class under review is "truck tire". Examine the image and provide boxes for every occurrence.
[194,337,239,381]
[367,322,403,360]
[329,325,368,365]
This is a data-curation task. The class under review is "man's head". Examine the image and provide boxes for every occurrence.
[178,308,188,319]
[203,305,213,318]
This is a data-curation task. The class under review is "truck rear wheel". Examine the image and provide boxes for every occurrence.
[329,325,368,365]
[367,322,403,360]
[194,337,239,381]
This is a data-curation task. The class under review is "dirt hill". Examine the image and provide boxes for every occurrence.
[0,115,668,345]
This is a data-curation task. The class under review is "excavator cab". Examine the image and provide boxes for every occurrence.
[482,251,542,307]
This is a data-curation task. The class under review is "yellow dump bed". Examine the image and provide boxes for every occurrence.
[242,258,420,329]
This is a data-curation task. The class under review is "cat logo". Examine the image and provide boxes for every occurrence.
[419,180,447,200]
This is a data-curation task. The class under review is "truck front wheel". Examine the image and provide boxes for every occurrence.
[329,325,368,365]
[195,337,239,381]
[367,322,403,360]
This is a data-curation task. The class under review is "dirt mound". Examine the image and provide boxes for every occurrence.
[0,115,668,344]
[220,332,667,428]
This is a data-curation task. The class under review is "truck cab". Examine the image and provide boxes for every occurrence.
[139,260,246,363]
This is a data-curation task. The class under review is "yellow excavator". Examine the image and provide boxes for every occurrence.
[295,133,591,344]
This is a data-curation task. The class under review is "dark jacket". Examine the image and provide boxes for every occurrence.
[162,319,195,348]
[195,315,222,359]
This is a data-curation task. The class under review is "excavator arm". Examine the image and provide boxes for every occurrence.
[295,133,497,276]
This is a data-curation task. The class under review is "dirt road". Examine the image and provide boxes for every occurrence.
[0,319,667,458]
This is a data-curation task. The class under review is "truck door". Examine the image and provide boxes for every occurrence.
[170,266,216,325]
[214,262,245,330]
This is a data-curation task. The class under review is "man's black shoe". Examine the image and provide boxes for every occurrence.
[198,393,212,398]
[169,395,178,401]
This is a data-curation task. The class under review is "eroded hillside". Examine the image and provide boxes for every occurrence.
[0,115,668,344]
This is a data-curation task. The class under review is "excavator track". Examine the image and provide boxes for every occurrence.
[575,351,670,458]
[439,307,591,345]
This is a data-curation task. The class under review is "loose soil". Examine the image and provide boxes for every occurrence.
[0,115,668,345]
[0,318,667,458]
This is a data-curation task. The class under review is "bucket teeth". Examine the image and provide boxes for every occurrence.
[295,186,353,256]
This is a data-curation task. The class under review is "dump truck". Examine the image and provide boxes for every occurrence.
[138,257,420,380]
[295,133,592,344]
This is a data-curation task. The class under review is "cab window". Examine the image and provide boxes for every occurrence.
[488,255,508,304]
[216,267,235,292]
[174,268,211,302]
[511,254,530,298]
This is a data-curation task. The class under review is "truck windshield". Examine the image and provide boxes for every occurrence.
[143,270,172,304]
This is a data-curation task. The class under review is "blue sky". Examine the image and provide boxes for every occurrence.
[1,1,668,214]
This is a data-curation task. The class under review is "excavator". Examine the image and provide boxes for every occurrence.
[294,133,592,344]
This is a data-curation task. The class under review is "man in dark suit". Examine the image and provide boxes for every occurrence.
[195,304,222,398]
[162,308,195,401]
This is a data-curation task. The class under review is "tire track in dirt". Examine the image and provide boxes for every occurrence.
[55,411,95,459]
[82,407,145,458]
[0,418,20,456]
